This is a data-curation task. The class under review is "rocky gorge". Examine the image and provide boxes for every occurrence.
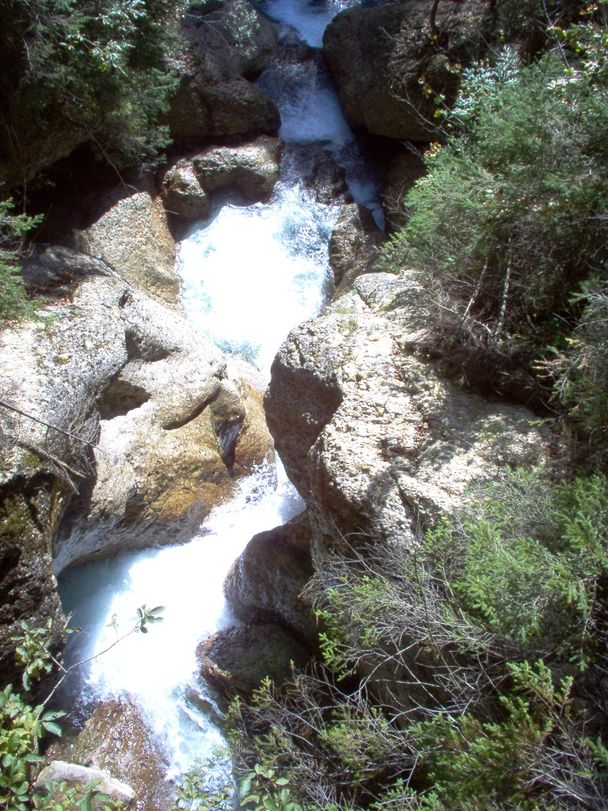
[0,0,573,808]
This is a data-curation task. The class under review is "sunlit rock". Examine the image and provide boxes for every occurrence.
[0,247,274,588]
[34,761,135,808]
[68,698,174,811]
[193,135,282,201]
[76,190,179,306]
[160,161,210,222]
[266,271,554,564]
[161,137,283,224]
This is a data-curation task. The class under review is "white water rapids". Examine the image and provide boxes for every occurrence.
[58,0,381,790]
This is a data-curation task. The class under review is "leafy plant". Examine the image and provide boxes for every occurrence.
[0,199,43,325]
[1,606,164,809]
[0,0,183,183]
[135,604,165,635]
[240,763,305,811]
[33,779,126,810]
[0,684,64,811]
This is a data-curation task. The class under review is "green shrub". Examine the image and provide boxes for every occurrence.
[547,278,608,465]
[226,467,608,810]
[0,199,43,325]
[425,470,608,668]
[383,47,608,342]
[408,660,601,810]
[0,0,182,180]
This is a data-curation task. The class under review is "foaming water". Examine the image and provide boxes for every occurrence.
[178,162,340,376]
[259,0,357,47]
[259,58,353,147]
[59,462,303,775]
[256,32,384,225]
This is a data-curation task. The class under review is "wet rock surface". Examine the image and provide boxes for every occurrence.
[161,136,282,222]
[52,271,273,572]
[67,698,174,811]
[225,511,316,643]
[0,244,274,678]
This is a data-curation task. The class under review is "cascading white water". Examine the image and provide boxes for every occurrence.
[60,461,302,778]
[58,0,381,789]
[259,0,359,48]
[178,166,340,376]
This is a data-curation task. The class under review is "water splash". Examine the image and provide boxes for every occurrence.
[177,165,340,376]
[258,0,360,47]
[59,462,303,775]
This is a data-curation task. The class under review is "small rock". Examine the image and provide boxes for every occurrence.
[35,761,135,807]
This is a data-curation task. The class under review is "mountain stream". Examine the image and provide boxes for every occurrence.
[58,0,379,791]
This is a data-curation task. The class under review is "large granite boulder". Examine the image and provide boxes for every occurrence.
[51,263,273,572]
[265,271,553,564]
[161,136,282,221]
[76,190,179,305]
[323,0,487,142]
[0,252,121,684]
[168,0,280,144]
[160,161,210,221]
[67,698,174,811]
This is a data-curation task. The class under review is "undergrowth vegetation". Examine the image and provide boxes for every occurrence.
[0,200,43,325]
[221,469,608,810]
[382,5,608,466]
[0,0,183,178]
[0,606,163,809]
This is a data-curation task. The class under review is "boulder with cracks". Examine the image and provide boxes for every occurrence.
[265,271,553,569]
[161,136,282,222]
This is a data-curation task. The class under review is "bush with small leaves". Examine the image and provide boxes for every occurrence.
[0,199,43,326]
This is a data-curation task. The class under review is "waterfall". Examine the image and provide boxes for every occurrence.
[58,0,381,789]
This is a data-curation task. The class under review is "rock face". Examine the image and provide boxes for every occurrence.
[382,150,426,231]
[168,0,280,144]
[265,271,552,565]
[68,698,174,811]
[76,190,179,305]
[0,247,273,674]
[198,623,311,707]
[48,260,273,572]
[160,161,210,222]
[225,511,316,643]
[323,0,487,142]
[161,136,282,221]
[329,203,383,294]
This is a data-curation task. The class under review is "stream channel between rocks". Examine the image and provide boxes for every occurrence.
[57,0,380,794]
